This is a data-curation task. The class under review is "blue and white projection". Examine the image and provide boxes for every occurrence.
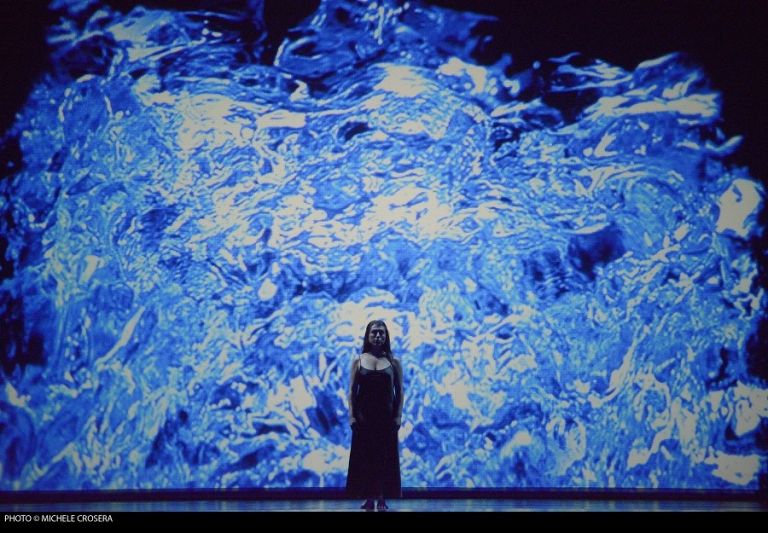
[1,0,766,491]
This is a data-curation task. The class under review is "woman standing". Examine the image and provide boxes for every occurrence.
[345,320,403,511]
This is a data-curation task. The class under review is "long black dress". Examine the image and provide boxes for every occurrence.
[345,364,402,498]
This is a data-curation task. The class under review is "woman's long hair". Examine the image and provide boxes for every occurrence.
[361,320,394,364]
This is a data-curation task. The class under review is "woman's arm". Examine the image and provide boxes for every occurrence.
[348,358,360,425]
[393,358,404,426]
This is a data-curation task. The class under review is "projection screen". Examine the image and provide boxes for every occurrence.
[1,0,766,491]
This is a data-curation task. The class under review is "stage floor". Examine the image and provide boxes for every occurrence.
[2,498,764,512]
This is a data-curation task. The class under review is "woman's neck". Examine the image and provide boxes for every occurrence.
[369,346,385,358]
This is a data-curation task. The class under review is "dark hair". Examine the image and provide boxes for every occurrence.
[361,320,393,364]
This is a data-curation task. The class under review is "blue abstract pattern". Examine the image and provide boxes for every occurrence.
[0,0,766,490]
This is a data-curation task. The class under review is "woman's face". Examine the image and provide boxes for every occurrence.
[368,324,387,347]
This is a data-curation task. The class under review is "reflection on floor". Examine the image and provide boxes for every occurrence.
[2,498,765,512]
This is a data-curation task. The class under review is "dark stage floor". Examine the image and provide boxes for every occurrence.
[2,497,765,513]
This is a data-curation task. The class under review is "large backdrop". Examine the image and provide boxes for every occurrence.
[1,0,766,490]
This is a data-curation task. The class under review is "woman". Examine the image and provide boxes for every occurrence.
[345,320,403,511]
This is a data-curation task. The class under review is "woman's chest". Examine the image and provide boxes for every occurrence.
[361,354,392,371]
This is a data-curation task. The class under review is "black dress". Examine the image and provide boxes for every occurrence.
[345,364,402,498]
